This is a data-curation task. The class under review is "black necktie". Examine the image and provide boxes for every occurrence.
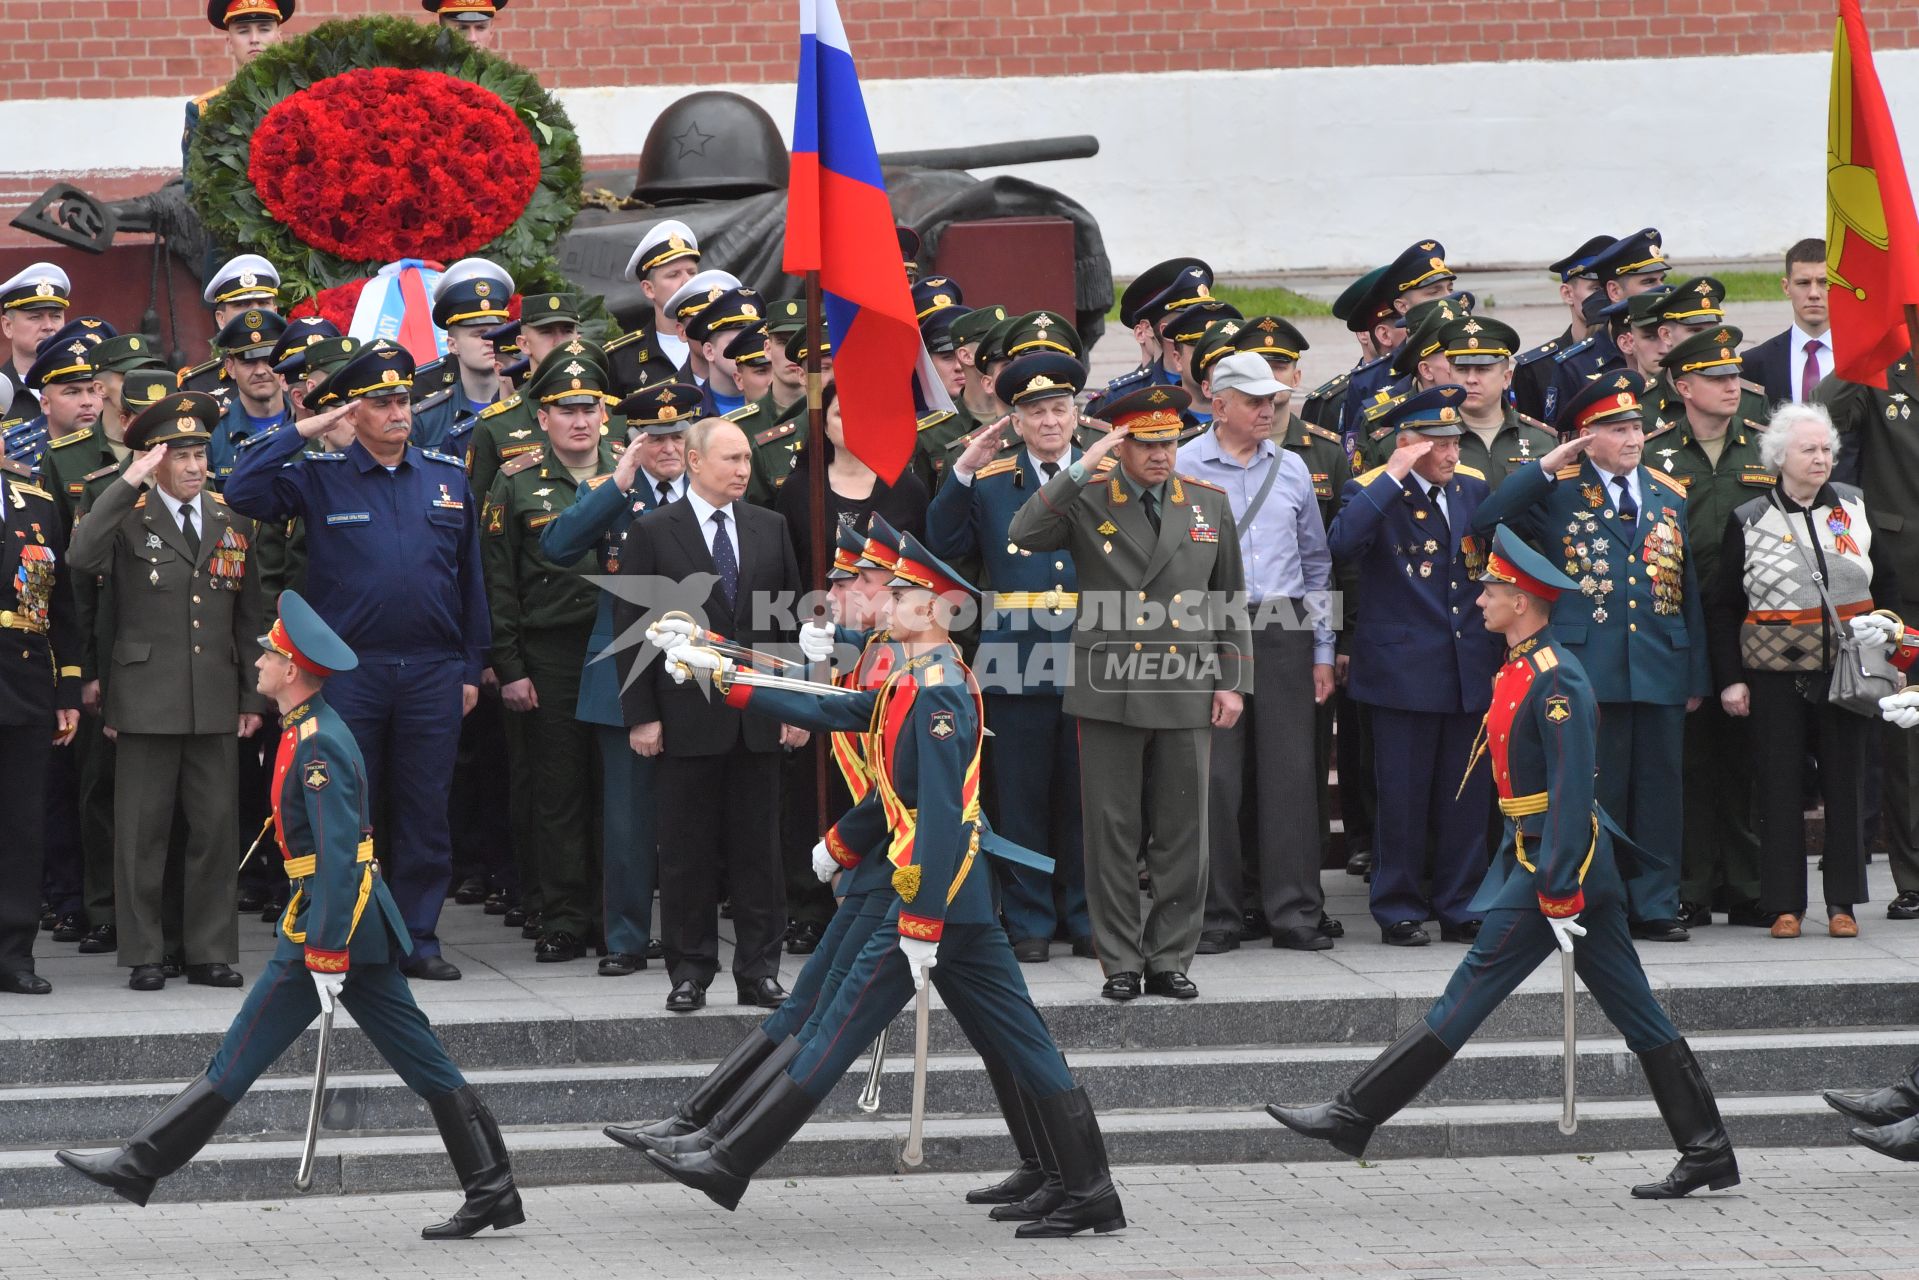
[1141,488,1161,534]
[1427,483,1449,537]
[1040,460,1059,480]
[657,478,673,507]
[1614,476,1637,522]
[179,502,200,556]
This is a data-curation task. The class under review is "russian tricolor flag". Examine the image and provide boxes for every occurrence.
[784,0,920,483]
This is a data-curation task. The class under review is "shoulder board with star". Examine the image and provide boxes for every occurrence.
[478,394,522,420]
[723,404,759,422]
[1304,370,1351,402]
[1554,464,1583,480]
[48,427,94,450]
[582,473,616,490]
[414,387,455,412]
[307,452,347,461]
[1515,413,1553,434]
[419,449,464,467]
[1303,422,1343,444]
[1178,473,1225,495]
[974,457,1018,480]
[1740,378,1766,396]
[1453,463,1487,481]
[1552,338,1594,364]
[1645,469,1687,497]
[948,426,998,452]
[81,463,120,483]
[1515,341,1560,367]
[176,356,221,387]
[0,456,33,479]
[500,450,544,477]
[754,421,797,446]
[916,409,956,432]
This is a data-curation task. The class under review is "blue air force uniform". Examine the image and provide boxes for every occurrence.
[1327,387,1504,934]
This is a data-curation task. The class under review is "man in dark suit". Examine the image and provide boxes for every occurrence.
[616,417,802,1012]
[1739,239,1831,408]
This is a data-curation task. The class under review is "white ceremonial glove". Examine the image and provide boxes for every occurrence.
[1882,691,1919,730]
[799,618,837,663]
[898,936,939,991]
[811,838,838,883]
[310,969,345,1010]
[1546,914,1587,955]
[665,643,733,686]
[1851,613,1903,650]
[645,614,701,650]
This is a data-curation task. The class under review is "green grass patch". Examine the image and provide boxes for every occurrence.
[1715,270,1785,303]
[1106,283,1332,323]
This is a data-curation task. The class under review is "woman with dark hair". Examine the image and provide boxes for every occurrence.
[774,381,929,574]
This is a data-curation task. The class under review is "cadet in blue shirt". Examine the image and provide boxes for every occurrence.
[1329,385,1504,945]
[206,308,291,487]
[224,343,489,979]
[413,259,513,453]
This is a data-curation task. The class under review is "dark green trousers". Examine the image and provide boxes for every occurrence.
[522,628,601,940]
[112,733,238,967]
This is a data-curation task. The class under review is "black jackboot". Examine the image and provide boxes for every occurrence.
[640,1035,804,1157]
[605,1028,783,1150]
[421,1086,525,1239]
[1825,1055,1919,1126]
[966,1054,1044,1206]
[989,1087,1063,1222]
[1265,1023,1454,1158]
[56,1075,235,1207]
[1630,1038,1740,1198]
[644,1072,818,1211]
[1014,1087,1124,1238]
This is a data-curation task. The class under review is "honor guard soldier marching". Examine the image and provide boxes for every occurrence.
[180,255,282,397]
[56,591,524,1238]
[1512,235,1613,422]
[206,308,291,485]
[481,345,622,964]
[1266,525,1740,1201]
[1475,372,1709,943]
[224,343,490,980]
[1438,315,1559,488]
[1008,385,1250,1000]
[1329,386,1504,945]
[414,259,515,452]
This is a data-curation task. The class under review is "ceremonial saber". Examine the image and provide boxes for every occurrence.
[236,814,273,874]
[294,998,336,1191]
[900,984,932,1168]
[672,661,860,696]
[1558,950,1578,1136]
[655,611,804,671]
[856,1025,890,1114]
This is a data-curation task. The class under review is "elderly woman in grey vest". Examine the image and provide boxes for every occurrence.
[1707,402,1902,939]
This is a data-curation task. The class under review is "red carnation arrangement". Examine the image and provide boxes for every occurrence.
[249,67,542,264]
[288,279,369,332]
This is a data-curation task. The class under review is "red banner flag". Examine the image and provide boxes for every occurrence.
[1828,0,1919,387]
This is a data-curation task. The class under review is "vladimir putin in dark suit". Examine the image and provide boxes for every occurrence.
[616,417,803,1012]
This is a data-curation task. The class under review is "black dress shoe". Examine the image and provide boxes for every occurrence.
[502,903,529,927]
[160,956,184,980]
[1070,935,1096,958]
[1011,937,1051,963]
[737,977,787,1008]
[236,890,264,914]
[646,938,665,960]
[1677,901,1712,929]
[186,963,243,988]
[77,924,117,955]
[401,955,463,981]
[1631,918,1691,943]
[1850,1114,1919,1162]
[1345,846,1374,877]
[1318,913,1345,939]
[1726,902,1769,927]
[1890,892,1919,921]
[535,931,585,963]
[1238,908,1270,941]
[483,890,511,916]
[1100,972,1141,1001]
[39,907,56,931]
[1382,921,1430,947]
[666,980,706,1013]
[1145,971,1198,999]
[519,911,544,940]
[1195,929,1239,955]
[129,965,166,992]
[258,898,287,924]
[51,912,85,943]
[0,970,51,995]
[453,876,487,905]
[598,952,646,977]
[1272,926,1334,952]
[785,921,823,956]
[1439,920,1482,943]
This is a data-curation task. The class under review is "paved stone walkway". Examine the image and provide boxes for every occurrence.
[4,1147,1918,1279]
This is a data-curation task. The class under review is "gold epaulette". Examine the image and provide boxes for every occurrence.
[500,450,544,476]
[1179,473,1225,494]
[47,428,92,450]
[1531,647,1560,673]
[7,477,51,500]
[1555,464,1582,480]
[1092,456,1118,474]
[917,409,955,432]
[299,717,320,740]
[1516,413,1552,432]
[1304,422,1342,444]
[478,394,521,420]
[974,457,1017,480]
[754,421,797,446]
[723,404,758,422]
[1454,463,1486,481]
[207,489,226,504]
[1356,464,1390,485]
[132,494,147,509]
[582,473,615,490]
[603,329,649,351]
[1645,469,1687,497]
[189,86,223,109]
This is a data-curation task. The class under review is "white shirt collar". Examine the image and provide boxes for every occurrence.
[641,468,683,500]
[685,485,733,529]
[1025,447,1070,479]
[157,488,203,530]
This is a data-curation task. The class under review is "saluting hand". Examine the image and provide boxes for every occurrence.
[1383,437,1434,482]
[297,402,353,440]
[1537,433,1595,475]
[953,418,1009,481]
[1078,419,1129,469]
[121,443,168,489]
[613,437,646,490]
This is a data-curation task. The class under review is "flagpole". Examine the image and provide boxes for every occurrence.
[1907,304,1919,368]
[804,268,830,831]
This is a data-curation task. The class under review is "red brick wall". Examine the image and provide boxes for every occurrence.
[4,0,1914,102]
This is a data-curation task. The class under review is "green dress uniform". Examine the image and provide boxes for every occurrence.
[1006,389,1251,987]
[740,395,806,506]
[1457,406,1559,489]
[480,434,615,956]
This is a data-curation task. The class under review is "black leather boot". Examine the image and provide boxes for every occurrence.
[1825,1056,1919,1126]
[642,1035,803,1157]
[1015,1087,1124,1238]
[1848,1113,1919,1161]
[604,1029,784,1151]
[56,1074,234,1207]
[1630,1038,1740,1198]
[989,1088,1063,1222]
[644,1072,817,1211]
[966,1054,1044,1206]
[420,1086,525,1239]
[1265,1023,1454,1158]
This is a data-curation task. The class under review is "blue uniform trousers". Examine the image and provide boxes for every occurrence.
[205,938,465,1104]
[326,657,464,957]
[787,919,1074,1104]
[597,725,658,957]
[1594,702,1685,923]
[1422,902,1679,1055]
[793,892,892,1042]
[984,693,1088,945]
[759,889,879,1042]
[1369,707,1492,930]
